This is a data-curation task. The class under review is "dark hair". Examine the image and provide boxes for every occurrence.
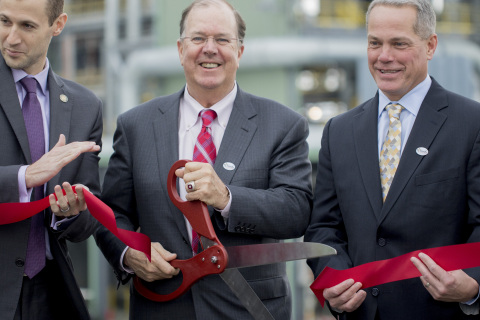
[179,0,246,42]
[46,0,64,26]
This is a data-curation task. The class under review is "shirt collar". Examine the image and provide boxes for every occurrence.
[378,75,432,118]
[182,82,237,129]
[12,58,50,96]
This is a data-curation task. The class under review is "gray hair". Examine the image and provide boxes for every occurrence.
[366,0,436,39]
[179,0,246,42]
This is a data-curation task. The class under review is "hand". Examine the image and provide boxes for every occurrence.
[176,162,229,209]
[323,279,366,313]
[124,242,179,282]
[411,252,479,302]
[25,134,100,189]
[49,182,88,217]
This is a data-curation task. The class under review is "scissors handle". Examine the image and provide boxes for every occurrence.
[134,159,226,301]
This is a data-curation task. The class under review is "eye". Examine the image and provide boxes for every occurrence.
[394,42,408,48]
[190,36,206,44]
[215,38,231,45]
[368,41,380,48]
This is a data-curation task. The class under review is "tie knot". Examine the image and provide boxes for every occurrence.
[20,77,38,94]
[386,103,403,120]
[200,109,217,127]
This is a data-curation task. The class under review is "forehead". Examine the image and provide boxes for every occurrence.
[184,2,237,35]
[368,5,417,38]
[0,0,48,23]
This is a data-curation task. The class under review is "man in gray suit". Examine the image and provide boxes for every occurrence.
[94,0,312,319]
[305,0,480,319]
[0,0,102,319]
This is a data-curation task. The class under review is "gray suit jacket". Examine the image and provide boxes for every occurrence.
[95,86,312,319]
[0,56,102,320]
[305,78,480,320]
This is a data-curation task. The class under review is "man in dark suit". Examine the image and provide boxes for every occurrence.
[305,0,480,319]
[0,0,103,319]
[94,0,312,319]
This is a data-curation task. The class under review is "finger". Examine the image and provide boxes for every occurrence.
[151,244,179,277]
[418,252,447,279]
[62,182,76,205]
[54,134,66,148]
[324,279,355,300]
[175,168,185,179]
[49,194,60,212]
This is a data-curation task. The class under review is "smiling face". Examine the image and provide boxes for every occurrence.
[0,0,66,75]
[177,1,244,107]
[367,5,437,101]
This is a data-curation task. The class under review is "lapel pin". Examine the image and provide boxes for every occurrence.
[416,147,428,156]
[223,162,235,171]
[60,94,68,103]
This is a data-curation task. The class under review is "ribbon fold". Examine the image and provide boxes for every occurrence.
[311,242,480,306]
[0,188,151,261]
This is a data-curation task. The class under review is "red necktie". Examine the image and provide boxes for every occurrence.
[20,77,46,278]
[191,109,217,253]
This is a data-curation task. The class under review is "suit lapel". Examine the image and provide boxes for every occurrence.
[353,95,383,219]
[153,90,188,239]
[214,88,257,185]
[47,71,72,193]
[0,58,31,162]
[379,80,448,222]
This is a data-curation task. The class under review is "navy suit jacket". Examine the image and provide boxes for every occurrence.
[305,78,480,319]
[0,56,102,320]
[95,86,312,319]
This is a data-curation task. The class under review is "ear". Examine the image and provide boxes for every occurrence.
[426,33,437,61]
[52,13,68,37]
[177,39,185,66]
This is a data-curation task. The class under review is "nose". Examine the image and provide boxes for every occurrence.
[378,45,394,62]
[5,26,21,46]
[202,37,218,54]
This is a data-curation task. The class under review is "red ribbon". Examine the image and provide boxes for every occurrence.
[310,242,480,306]
[0,188,151,261]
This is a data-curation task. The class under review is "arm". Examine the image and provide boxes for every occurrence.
[225,115,312,239]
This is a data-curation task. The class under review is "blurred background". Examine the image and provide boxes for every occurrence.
[51,0,480,319]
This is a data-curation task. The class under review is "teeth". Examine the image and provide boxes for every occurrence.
[381,70,397,74]
[201,63,219,68]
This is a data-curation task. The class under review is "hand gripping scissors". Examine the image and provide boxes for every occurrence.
[134,159,336,319]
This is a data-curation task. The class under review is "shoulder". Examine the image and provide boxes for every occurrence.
[237,89,305,124]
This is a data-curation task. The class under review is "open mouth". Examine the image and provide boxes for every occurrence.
[201,63,220,69]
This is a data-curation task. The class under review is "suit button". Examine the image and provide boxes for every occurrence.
[234,226,241,232]
[15,258,25,267]
[371,288,379,297]
[378,238,386,247]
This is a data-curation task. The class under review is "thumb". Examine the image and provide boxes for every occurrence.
[54,134,66,148]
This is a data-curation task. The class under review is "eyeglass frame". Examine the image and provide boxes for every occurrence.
[180,35,244,47]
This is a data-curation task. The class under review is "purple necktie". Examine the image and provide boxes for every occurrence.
[20,77,46,278]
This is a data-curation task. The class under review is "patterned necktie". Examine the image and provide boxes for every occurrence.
[379,103,403,202]
[191,109,217,254]
[20,77,46,278]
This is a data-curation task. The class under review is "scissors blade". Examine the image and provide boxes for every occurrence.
[226,242,336,269]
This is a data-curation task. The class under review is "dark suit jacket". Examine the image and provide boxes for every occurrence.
[0,56,102,320]
[305,78,480,320]
[95,86,312,319]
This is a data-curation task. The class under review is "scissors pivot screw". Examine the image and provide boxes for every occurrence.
[211,256,218,264]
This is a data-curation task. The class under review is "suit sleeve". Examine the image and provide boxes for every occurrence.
[304,119,352,277]
[55,97,103,243]
[224,115,312,239]
[94,114,136,280]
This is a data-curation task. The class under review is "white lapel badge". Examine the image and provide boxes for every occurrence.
[223,162,235,171]
[60,94,68,103]
[416,147,428,156]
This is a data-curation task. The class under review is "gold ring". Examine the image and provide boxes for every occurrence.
[425,282,430,288]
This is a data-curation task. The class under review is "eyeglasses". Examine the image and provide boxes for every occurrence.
[181,36,242,46]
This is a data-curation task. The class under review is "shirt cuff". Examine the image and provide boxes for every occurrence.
[215,186,232,220]
[18,165,31,202]
[120,246,135,274]
[51,212,81,230]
